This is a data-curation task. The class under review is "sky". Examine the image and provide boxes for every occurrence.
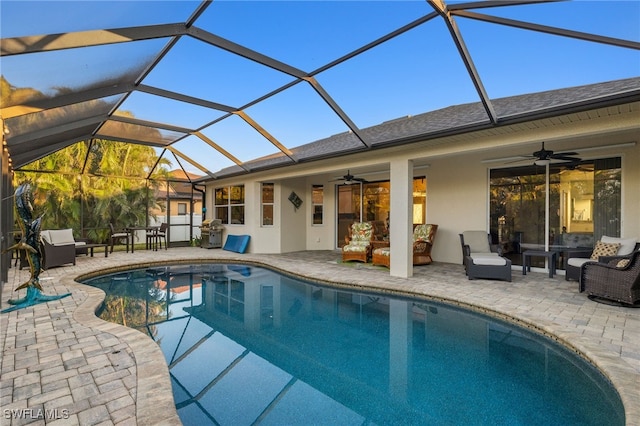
[1,1,639,175]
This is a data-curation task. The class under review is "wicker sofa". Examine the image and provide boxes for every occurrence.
[580,250,640,306]
[40,229,88,269]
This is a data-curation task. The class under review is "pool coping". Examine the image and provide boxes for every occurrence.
[69,255,640,425]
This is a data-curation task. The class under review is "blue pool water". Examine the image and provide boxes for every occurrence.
[83,263,625,426]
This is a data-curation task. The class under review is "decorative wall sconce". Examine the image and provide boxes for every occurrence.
[288,191,303,211]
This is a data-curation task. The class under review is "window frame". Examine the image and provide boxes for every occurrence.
[261,182,274,227]
[312,184,324,226]
[214,185,245,225]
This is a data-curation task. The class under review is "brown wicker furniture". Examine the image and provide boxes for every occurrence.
[413,224,438,265]
[371,241,390,268]
[580,250,640,306]
[342,222,374,263]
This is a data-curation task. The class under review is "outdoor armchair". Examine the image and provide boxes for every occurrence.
[413,224,438,265]
[566,237,639,281]
[342,222,374,263]
[580,250,640,306]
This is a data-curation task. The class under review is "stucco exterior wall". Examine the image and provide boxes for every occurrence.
[426,153,489,264]
[203,105,639,265]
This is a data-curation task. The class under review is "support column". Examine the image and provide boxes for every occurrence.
[389,159,413,278]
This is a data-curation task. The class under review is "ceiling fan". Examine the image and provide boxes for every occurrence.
[331,170,367,184]
[513,142,582,166]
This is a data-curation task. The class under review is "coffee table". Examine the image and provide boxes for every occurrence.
[77,243,109,258]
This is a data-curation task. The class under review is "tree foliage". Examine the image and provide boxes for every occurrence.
[15,140,171,243]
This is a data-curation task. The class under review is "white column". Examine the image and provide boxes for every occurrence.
[390,158,413,278]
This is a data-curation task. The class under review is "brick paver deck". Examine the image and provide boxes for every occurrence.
[2,247,638,425]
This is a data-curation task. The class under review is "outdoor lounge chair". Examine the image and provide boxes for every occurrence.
[580,250,640,306]
[460,231,502,262]
[342,222,374,263]
[460,231,511,282]
[565,236,639,281]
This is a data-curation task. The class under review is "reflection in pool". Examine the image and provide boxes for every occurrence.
[83,263,624,425]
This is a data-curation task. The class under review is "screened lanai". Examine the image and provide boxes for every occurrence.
[1,0,640,281]
[2,0,639,176]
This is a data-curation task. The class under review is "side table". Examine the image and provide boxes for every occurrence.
[522,250,558,278]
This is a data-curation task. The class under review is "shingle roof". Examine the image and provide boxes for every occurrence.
[210,77,640,180]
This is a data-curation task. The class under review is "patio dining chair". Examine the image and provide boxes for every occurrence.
[109,223,130,253]
[146,223,168,251]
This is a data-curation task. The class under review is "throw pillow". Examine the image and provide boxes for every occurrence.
[616,258,630,268]
[590,241,620,260]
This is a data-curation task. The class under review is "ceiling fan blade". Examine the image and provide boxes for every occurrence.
[552,155,581,162]
[504,156,535,164]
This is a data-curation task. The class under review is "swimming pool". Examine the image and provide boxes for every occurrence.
[83,263,625,425]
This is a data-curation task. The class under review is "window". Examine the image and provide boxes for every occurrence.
[312,185,323,225]
[177,202,187,215]
[261,183,274,226]
[215,185,245,224]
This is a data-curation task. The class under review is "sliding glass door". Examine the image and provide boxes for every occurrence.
[336,178,426,248]
[490,157,621,270]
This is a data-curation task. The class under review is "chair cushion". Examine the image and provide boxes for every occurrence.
[463,231,491,253]
[470,252,498,257]
[350,222,373,243]
[413,224,432,243]
[600,236,637,255]
[590,241,620,260]
[373,247,390,256]
[343,244,369,253]
[47,229,76,245]
[470,255,507,266]
[567,257,591,268]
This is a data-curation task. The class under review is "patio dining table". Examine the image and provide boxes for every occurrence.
[125,225,159,253]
